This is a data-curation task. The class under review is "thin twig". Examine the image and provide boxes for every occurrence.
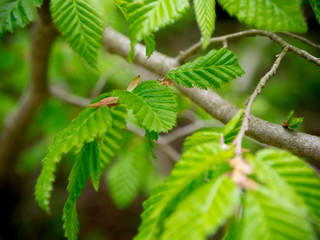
[90,65,123,98]
[279,32,320,50]
[50,86,91,107]
[233,49,288,156]
[177,29,320,66]
[158,119,219,144]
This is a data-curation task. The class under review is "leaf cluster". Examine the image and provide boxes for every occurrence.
[35,80,177,239]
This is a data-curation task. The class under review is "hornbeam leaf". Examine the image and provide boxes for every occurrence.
[0,0,42,36]
[161,176,240,240]
[194,0,216,49]
[115,80,177,133]
[97,105,127,182]
[217,0,307,33]
[253,149,320,226]
[310,0,320,25]
[144,34,156,58]
[63,143,91,240]
[50,0,103,69]
[88,140,100,191]
[238,187,316,240]
[35,106,113,213]
[126,0,190,43]
[184,110,244,151]
[134,143,233,240]
[167,48,245,89]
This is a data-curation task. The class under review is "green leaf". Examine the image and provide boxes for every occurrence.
[288,117,304,129]
[63,142,91,240]
[217,0,307,33]
[222,109,244,143]
[145,130,159,160]
[0,0,42,36]
[286,110,295,122]
[127,0,190,43]
[144,34,156,58]
[167,48,245,89]
[113,0,129,17]
[35,106,113,213]
[115,80,177,133]
[161,176,240,240]
[252,149,320,225]
[88,140,100,191]
[98,105,127,181]
[183,110,243,151]
[310,0,320,25]
[50,0,103,69]
[184,131,221,152]
[194,0,216,49]
[107,140,151,209]
[238,187,316,240]
[134,143,233,240]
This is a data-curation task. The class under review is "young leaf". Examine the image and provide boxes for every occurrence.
[310,0,320,25]
[145,130,159,160]
[0,0,42,36]
[50,0,103,69]
[35,106,113,213]
[134,143,233,240]
[113,0,129,17]
[288,117,303,129]
[286,110,295,122]
[115,80,177,133]
[167,48,245,89]
[161,176,240,240]
[126,0,190,43]
[222,109,244,143]
[252,149,320,225]
[63,142,92,240]
[144,34,156,58]
[217,0,307,33]
[88,141,100,191]
[184,110,244,151]
[238,188,316,240]
[194,0,216,49]
[98,105,127,181]
[283,110,304,129]
[107,140,151,209]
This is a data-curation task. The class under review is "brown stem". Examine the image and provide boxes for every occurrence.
[0,1,58,181]
[178,29,320,66]
[234,49,288,156]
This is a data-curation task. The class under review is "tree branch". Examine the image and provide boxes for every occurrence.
[279,32,320,50]
[50,86,90,107]
[102,26,320,162]
[0,2,58,180]
[234,49,288,156]
[177,29,320,66]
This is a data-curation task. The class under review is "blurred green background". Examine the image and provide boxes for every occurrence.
[0,0,319,239]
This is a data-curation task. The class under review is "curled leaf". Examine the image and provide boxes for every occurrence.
[89,97,119,108]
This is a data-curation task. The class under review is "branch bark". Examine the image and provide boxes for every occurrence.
[0,2,58,180]
[102,26,320,162]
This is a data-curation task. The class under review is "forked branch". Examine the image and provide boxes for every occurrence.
[178,29,320,66]
[102,27,320,162]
